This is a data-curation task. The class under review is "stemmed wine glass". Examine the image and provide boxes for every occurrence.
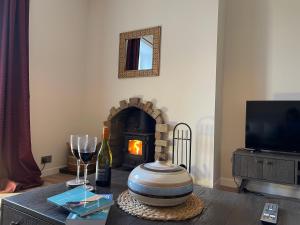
[66,135,86,187]
[78,135,97,191]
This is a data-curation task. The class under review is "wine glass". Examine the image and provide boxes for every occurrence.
[66,135,86,187]
[78,135,97,191]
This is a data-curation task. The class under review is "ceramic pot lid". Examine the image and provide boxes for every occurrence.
[141,160,183,173]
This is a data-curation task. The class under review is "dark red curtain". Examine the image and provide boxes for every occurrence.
[0,0,42,192]
[125,38,140,70]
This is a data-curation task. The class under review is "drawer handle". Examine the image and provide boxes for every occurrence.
[266,161,273,165]
[255,159,263,164]
[10,222,20,225]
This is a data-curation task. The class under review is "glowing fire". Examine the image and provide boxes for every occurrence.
[128,140,143,156]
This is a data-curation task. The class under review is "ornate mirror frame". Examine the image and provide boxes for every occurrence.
[118,26,161,78]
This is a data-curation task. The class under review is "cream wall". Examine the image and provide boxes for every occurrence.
[220,0,300,186]
[83,0,220,187]
[29,0,89,175]
[214,0,225,185]
[26,0,300,188]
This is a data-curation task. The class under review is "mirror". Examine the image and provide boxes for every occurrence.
[125,35,153,71]
[119,26,161,78]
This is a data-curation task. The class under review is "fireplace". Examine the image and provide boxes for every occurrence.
[108,106,156,169]
[104,97,169,169]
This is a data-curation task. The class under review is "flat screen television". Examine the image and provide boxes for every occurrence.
[246,101,300,154]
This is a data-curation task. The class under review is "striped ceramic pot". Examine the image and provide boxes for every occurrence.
[128,160,193,206]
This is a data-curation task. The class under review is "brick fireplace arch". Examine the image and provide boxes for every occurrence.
[103,97,169,168]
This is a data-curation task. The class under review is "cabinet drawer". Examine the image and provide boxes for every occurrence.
[1,205,51,225]
[263,159,295,184]
[277,160,295,184]
[247,157,264,179]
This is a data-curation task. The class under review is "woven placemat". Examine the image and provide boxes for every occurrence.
[117,190,204,221]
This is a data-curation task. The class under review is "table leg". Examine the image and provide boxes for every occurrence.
[238,179,248,193]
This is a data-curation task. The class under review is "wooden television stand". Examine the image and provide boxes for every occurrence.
[232,148,300,192]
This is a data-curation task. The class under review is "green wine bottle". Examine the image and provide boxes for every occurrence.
[96,127,112,187]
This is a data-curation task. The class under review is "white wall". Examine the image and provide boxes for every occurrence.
[29,0,89,176]
[220,0,300,186]
[83,0,220,187]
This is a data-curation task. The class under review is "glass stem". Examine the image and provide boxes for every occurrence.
[76,159,80,182]
[84,164,88,188]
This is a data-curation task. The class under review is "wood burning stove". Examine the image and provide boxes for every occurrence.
[109,107,156,169]
[122,132,155,169]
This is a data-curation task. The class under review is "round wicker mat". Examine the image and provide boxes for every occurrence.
[117,190,204,221]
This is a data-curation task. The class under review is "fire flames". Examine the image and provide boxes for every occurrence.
[128,140,143,156]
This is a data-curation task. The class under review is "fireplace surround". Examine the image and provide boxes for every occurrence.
[104,97,169,169]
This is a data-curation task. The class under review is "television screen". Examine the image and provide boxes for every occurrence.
[246,101,300,153]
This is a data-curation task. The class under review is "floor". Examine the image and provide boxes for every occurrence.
[42,173,74,186]
[216,184,238,193]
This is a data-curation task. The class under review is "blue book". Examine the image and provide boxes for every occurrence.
[66,209,111,225]
[47,186,113,217]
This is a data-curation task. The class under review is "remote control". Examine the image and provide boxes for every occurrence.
[260,203,278,224]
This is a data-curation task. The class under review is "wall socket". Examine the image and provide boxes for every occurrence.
[41,155,52,164]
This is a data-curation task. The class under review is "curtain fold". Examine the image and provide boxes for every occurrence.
[125,38,140,70]
[0,0,42,192]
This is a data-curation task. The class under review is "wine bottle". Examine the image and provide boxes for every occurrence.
[96,127,112,187]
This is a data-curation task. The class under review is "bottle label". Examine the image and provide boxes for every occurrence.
[96,167,111,183]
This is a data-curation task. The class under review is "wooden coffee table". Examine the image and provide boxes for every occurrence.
[1,169,300,225]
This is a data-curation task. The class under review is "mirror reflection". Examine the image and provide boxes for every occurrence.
[125,35,153,71]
